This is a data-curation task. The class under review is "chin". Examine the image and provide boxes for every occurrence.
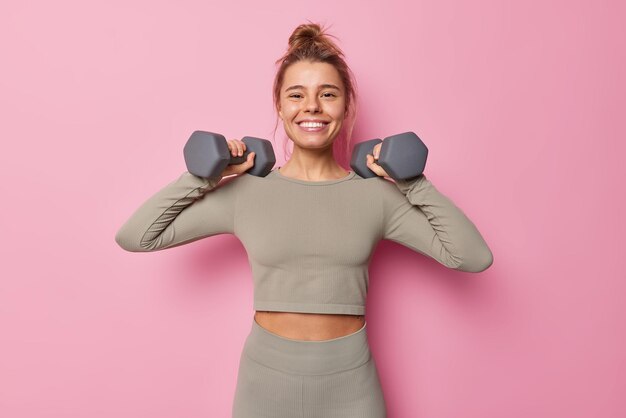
[296,140,331,150]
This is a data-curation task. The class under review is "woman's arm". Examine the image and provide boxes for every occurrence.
[380,174,493,272]
[115,171,238,252]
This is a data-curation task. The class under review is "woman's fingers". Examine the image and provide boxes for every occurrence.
[227,139,247,157]
[235,140,245,156]
[367,142,390,177]
[220,140,253,177]
[246,152,256,168]
[366,153,389,178]
[232,151,255,174]
[373,143,381,159]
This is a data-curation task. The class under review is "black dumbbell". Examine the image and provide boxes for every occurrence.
[183,131,276,178]
[350,131,428,181]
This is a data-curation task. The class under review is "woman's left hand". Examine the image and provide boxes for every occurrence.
[366,142,390,178]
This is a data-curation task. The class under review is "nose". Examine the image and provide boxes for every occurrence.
[304,95,321,113]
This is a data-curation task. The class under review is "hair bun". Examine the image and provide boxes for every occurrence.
[289,23,321,45]
[287,22,342,56]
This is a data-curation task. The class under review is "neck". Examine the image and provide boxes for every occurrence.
[280,145,348,181]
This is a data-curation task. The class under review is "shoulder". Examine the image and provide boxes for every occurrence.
[349,173,408,205]
[221,170,279,195]
[206,172,255,195]
[363,174,405,196]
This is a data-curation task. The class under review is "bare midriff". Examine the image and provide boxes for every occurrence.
[254,311,365,341]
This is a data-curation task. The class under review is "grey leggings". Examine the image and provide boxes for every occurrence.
[232,318,387,418]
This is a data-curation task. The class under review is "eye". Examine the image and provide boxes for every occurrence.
[288,92,336,99]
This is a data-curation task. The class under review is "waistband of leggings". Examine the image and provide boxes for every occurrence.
[243,318,371,375]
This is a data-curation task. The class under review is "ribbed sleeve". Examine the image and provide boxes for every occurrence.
[381,174,493,272]
[115,171,238,252]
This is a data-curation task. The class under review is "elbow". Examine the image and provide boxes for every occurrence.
[474,247,494,272]
[115,228,145,252]
[115,228,166,252]
[115,229,134,252]
[453,246,494,273]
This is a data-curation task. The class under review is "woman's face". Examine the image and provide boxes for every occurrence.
[278,60,347,150]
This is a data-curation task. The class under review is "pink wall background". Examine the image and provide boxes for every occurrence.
[1,0,624,417]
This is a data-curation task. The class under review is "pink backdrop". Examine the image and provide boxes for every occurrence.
[1,1,624,417]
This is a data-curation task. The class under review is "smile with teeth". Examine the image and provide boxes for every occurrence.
[297,121,330,132]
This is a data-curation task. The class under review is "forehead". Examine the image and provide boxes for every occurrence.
[283,61,342,89]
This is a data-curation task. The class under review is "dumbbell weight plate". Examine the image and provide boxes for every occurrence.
[350,138,383,179]
[184,131,228,178]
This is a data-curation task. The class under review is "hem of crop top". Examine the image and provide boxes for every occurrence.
[254,301,365,315]
[273,167,356,185]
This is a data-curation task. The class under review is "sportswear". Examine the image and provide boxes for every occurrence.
[115,168,493,315]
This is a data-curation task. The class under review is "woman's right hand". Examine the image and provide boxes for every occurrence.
[220,139,255,177]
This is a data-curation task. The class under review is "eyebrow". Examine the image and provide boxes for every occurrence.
[284,84,341,92]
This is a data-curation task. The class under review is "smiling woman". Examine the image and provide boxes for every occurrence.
[257,28,364,342]
[233,21,391,418]
[115,19,492,418]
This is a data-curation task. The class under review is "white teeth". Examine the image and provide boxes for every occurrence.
[299,122,327,128]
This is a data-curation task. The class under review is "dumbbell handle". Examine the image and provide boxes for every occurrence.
[227,150,251,166]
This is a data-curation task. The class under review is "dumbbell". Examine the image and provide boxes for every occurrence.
[183,131,276,178]
[350,131,428,181]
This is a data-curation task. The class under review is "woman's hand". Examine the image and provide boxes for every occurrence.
[366,142,391,178]
[220,139,256,177]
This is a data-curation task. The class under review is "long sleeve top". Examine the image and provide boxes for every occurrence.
[115,168,493,315]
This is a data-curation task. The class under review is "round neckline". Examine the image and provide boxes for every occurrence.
[274,167,356,185]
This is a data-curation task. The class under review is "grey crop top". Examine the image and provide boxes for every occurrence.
[115,168,493,315]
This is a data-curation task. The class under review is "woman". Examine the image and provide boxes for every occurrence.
[115,22,493,418]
